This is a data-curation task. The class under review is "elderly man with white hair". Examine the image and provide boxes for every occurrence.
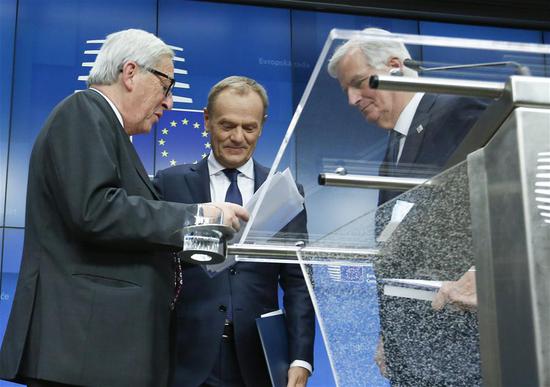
[329,28,487,386]
[0,29,247,387]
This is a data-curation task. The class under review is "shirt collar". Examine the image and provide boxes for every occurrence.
[89,87,124,129]
[207,152,254,179]
[393,92,425,137]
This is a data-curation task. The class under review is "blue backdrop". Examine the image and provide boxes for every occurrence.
[0,1,548,386]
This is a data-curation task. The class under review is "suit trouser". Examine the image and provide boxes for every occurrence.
[201,322,245,387]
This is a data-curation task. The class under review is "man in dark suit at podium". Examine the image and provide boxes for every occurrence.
[328,28,487,206]
[154,76,315,387]
[328,29,487,386]
[0,29,248,387]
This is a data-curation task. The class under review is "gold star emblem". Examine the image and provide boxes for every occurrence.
[204,142,211,149]
[170,159,177,166]
[182,118,189,125]
[162,128,169,135]
[201,130,208,138]
[193,122,200,129]
[158,139,166,146]
[170,120,177,127]
[161,150,169,157]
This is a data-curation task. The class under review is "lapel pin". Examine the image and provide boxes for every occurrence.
[416,124,424,133]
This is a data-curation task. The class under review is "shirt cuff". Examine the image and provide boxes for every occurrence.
[290,360,313,374]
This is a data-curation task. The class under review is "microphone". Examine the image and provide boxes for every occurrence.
[403,58,531,76]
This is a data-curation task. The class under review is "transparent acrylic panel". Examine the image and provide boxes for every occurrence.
[236,28,550,259]
[228,29,550,387]
[294,161,479,386]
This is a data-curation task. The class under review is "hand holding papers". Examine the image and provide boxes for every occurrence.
[202,168,305,276]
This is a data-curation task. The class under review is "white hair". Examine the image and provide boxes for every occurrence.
[87,29,174,86]
[327,28,418,78]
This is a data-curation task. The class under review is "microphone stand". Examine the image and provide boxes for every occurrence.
[403,58,531,76]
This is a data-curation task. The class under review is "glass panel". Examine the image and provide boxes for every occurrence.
[237,28,550,259]
[293,161,479,386]
[230,29,550,386]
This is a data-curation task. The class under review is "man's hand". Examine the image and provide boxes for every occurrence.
[287,366,309,387]
[374,336,388,378]
[432,267,477,312]
[203,202,249,231]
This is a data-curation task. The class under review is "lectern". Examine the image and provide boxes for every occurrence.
[227,30,550,386]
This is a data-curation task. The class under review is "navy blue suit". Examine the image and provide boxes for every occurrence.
[375,94,488,386]
[378,94,488,205]
[153,159,315,387]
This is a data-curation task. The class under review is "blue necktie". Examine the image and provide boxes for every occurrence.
[223,168,243,206]
[221,168,242,322]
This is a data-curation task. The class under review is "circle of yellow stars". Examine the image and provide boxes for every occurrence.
[157,118,210,166]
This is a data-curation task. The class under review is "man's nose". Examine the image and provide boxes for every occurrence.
[162,94,173,110]
[347,88,362,106]
[230,127,245,142]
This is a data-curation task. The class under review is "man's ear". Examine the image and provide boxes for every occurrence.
[203,108,210,133]
[120,61,139,92]
[388,57,402,69]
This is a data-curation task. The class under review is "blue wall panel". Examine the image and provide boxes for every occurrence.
[0,228,24,387]
[4,0,158,227]
[157,0,293,170]
[0,0,17,226]
[419,22,545,80]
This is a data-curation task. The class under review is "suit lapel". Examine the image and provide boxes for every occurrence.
[253,161,269,192]
[398,94,437,170]
[86,89,161,200]
[127,140,161,200]
[187,158,212,202]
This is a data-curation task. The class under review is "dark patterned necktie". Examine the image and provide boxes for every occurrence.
[223,168,243,206]
[388,129,404,164]
[222,168,243,321]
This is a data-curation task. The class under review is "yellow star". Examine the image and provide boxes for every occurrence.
[201,130,208,138]
[201,153,207,159]
[161,150,169,157]
[182,118,189,125]
[204,142,211,149]
[170,159,177,166]
[158,139,166,146]
[193,122,200,129]
[162,128,169,135]
[170,120,177,127]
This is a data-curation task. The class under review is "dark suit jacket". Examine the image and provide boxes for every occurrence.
[375,94,488,386]
[153,158,315,387]
[378,94,488,205]
[0,89,194,387]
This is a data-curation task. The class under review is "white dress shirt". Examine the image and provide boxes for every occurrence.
[207,152,255,205]
[393,92,425,163]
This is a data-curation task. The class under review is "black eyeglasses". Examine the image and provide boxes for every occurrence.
[146,67,175,98]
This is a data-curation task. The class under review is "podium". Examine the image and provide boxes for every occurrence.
[226,30,550,386]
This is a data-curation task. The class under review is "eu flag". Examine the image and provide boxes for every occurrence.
[155,109,210,171]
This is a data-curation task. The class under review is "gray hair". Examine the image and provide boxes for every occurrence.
[328,28,417,78]
[207,76,269,122]
[87,29,174,86]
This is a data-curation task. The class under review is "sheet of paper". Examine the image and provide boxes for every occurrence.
[203,168,304,277]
